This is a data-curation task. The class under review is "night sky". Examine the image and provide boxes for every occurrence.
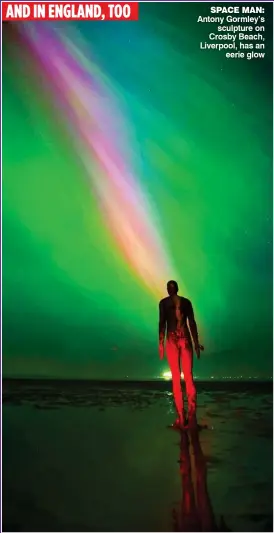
[2,3,273,379]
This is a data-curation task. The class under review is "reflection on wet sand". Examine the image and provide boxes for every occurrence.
[174,429,229,532]
[3,380,272,532]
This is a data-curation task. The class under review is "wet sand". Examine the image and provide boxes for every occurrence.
[2,380,273,532]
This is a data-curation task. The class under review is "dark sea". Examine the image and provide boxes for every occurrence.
[2,379,273,532]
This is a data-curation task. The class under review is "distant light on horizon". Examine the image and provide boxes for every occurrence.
[162,371,184,380]
[155,374,272,381]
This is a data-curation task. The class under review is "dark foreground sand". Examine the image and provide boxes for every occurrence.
[2,380,273,532]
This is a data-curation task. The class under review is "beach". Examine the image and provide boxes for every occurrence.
[2,379,273,532]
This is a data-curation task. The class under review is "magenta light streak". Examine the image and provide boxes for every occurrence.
[22,23,181,298]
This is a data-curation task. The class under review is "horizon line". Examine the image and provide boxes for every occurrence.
[2,376,273,382]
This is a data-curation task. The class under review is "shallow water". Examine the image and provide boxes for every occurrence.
[2,380,273,532]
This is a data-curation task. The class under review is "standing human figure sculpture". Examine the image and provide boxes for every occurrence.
[159,280,204,428]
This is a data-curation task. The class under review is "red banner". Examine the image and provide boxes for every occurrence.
[1,1,139,21]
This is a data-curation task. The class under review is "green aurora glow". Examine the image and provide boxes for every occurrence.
[2,3,273,379]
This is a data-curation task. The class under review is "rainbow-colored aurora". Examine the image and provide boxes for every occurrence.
[2,3,273,379]
[23,23,180,300]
